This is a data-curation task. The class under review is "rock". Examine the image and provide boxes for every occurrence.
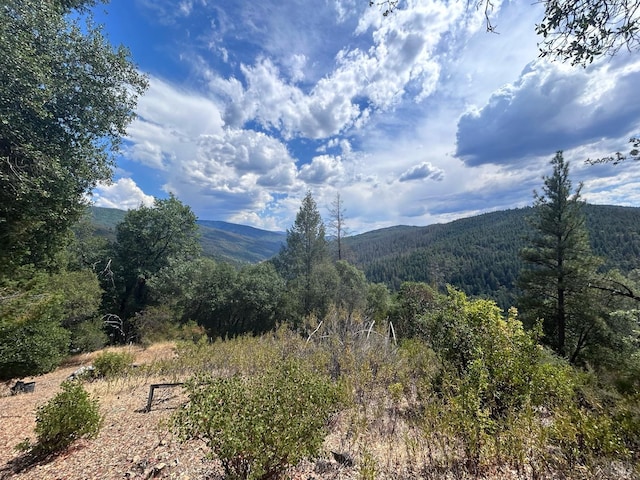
[67,365,95,381]
[144,462,167,479]
[10,381,35,395]
[331,451,354,467]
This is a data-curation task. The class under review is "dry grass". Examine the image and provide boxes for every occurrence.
[1,341,638,480]
[0,344,358,480]
[0,344,218,480]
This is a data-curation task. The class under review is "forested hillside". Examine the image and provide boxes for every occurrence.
[90,204,640,306]
[90,206,285,264]
[344,204,640,307]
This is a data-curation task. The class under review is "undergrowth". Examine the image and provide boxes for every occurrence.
[163,296,640,479]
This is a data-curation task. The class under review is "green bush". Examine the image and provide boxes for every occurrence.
[0,288,70,379]
[548,404,628,468]
[172,359,344,480]
[92,350,134,378]
[29,381,102,455]
[70,319,109,353]
[417,289,579,470]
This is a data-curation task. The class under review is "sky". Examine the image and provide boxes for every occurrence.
[89,0,640,234]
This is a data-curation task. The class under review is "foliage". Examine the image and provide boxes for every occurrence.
[132,306,205,346]
[92,350,134,378]
[519,152,603,362]
[390,282,440,338]
[333,260,369,317]
[149,258,285,337]
[587,136,640,166]
[0,274,70,379]
[379,1,640,66]
[534,0,640,65]
[28,381,102,455]
[0,0,147,273]
[172,359,344,480]
[548,402,629,468]
[150,257,236,334]
[111,194,200,325]
[0,266,105,377]
[405,286,571,468]
[50,269,103,329]
[421,288,553,410]
[274,191,329,318]
[69,319,109,353]
[365,282,391,322]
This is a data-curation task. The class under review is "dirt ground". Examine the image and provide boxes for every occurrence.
[0,344,362,480]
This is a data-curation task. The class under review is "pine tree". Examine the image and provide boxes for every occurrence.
[275,191,329,317]
[518,152,602,362]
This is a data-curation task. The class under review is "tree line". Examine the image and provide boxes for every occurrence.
[1,0,639,406]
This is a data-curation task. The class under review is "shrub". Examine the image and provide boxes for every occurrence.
[92,350,134,378]
[418,288,579,470]
[70,319,109,353]
[548,403,628,468]
[0,299,70,379]
[172,359,344,480]
[28,381,102,455]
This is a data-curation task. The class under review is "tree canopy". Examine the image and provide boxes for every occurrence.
[112,195,200,322]
[0,0,147,273]
[374,0,640,66]
[274,192,329,317]
[518,152,602,362]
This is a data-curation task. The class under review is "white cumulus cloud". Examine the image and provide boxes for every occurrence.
[92,178,155,210]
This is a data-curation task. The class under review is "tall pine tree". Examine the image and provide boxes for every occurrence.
[275,191,329,318]
[518,152,602,362]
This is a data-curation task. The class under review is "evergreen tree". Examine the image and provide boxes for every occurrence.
[275,191,329,317]
[518,152,602,362]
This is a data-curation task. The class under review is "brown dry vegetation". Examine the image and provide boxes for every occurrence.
[1,337,638,480]
[0,343,352,480]
[0,344,214,480]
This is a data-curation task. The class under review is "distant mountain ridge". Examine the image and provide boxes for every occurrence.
[89,206,286,264]
[343,204,640,307]
[88,204,640,306]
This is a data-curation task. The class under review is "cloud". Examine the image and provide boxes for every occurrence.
[298,155,346,184]
[399,162,444,182]
[104,0,640,234]
[125,76,225,169]
[92,178,155,210]
[202,0,492,141]
[455,57,640,166]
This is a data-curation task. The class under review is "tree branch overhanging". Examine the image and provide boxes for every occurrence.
[372,0,640,66]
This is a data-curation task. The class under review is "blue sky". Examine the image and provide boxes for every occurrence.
[89,0,640,233]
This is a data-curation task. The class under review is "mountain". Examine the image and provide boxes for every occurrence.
[197,220,285,264]
[88,206,286,264]
[342,204,640,308]
[87,204,640,305]
[89,206,126,240]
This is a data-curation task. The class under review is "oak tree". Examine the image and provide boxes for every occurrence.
[0,0,147,274]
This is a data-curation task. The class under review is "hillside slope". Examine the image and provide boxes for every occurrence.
[343,204,640,307]
[87,204,640,304]
[88,207,285,264]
